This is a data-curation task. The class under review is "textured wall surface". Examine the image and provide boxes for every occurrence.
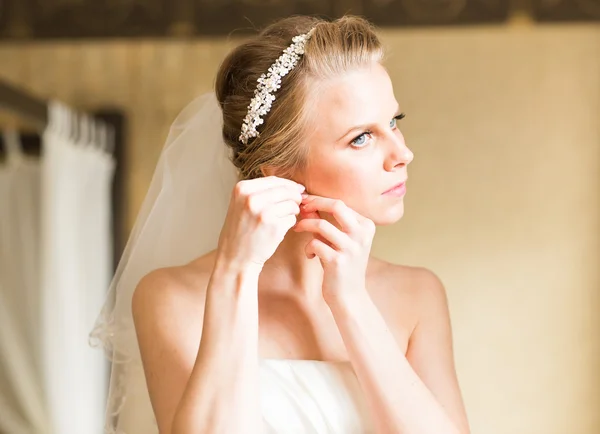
[1,22,599,434]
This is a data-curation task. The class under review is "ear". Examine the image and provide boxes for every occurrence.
[260,165,305,187]
[260,165,278,178]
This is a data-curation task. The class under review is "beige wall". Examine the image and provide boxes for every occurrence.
[1,22,599,434]
[375,24,600,434]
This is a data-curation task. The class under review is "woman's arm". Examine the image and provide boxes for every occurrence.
[326,267,470,434]
[133,176,303,434]
[292,194,469,433]
[132,258,264,434]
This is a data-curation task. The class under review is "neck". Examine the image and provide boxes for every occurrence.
[261,212,344,300]
[261,227,325,301]
[260,213,379,300]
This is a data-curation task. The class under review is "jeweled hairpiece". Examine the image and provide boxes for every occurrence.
[239,27,316,145]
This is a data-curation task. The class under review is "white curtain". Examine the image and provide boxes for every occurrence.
[0,130,49,434]
[0,100,115,434]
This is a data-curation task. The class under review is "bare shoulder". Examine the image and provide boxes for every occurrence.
[132,249,219,316]
[388,263,450,321]
[131,248,221,347]
[369,256,446,303]
[379,261,469,432]
[130,249,219,433]
[366,256,448,351]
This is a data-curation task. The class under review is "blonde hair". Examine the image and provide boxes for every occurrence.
[215,15,384,181]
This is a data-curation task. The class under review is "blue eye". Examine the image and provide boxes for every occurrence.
[349,113,405,149]
[350,131,372,148]
[391,113,406,129]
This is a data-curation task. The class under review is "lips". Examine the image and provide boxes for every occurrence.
[383,180,407,194]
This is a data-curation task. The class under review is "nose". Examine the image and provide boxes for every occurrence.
[384,132,413,171]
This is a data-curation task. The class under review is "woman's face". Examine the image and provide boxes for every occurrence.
[296,61,413,226]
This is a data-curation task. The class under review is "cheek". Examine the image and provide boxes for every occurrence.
[305,159,375,207]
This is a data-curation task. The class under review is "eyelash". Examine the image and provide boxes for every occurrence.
[350,113,406,148]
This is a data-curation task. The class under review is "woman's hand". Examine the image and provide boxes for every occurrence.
[217,176,305,271]
[292,194,376,304]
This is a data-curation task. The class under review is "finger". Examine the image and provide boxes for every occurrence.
[238,176,305,194]
[293,218,349,251]
[298,205,320,220]
[300,197,359,232]
[264,200,301,218]
[281,214,298,231]
[254,185,303,205]
[305,238,337,261]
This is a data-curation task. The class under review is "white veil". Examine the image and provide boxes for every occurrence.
[89,92,239,433]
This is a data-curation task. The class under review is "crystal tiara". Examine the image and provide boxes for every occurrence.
[238,27,316,145]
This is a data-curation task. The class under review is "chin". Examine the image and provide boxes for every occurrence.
[371,201,405,226]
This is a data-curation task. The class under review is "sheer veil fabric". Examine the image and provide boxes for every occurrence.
[89,93,239,432]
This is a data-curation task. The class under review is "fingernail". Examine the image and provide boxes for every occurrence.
[301,193,308,198]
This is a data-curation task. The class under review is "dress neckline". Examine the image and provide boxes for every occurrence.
[260,358,351,364]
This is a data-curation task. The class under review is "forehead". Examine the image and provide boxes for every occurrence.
[310,62,396,139]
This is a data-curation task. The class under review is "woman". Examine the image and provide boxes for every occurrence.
[92,14,470,434]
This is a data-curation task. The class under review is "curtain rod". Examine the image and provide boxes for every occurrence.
[0,79,127,271]
[0,80,48,131]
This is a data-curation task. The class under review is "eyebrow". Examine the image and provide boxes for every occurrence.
[336,102,400,142]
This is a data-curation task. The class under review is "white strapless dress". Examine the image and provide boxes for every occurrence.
[259,359,374,433]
